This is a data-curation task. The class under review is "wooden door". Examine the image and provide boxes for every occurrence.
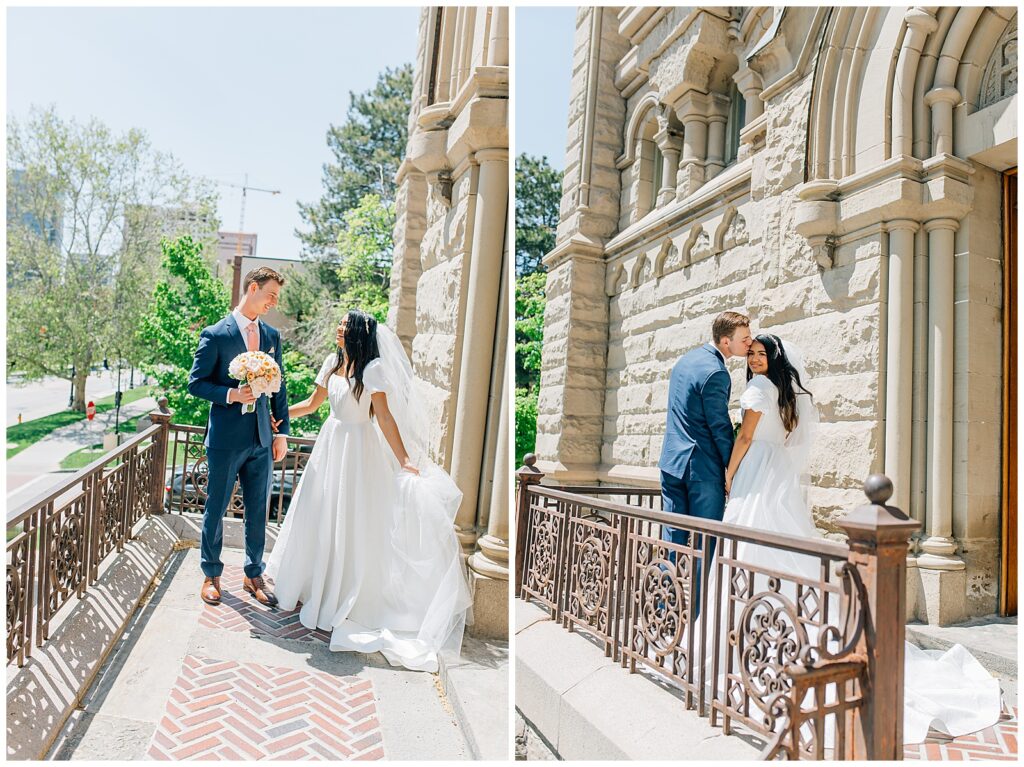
[1001,167,1017,617]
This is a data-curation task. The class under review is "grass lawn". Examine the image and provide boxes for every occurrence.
[6,385,155,460]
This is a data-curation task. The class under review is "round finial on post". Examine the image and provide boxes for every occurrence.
[524,453,537,467]
[864,474,893,505]
[158,396,170,412]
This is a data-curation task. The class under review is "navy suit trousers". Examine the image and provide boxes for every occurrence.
[201,444,272,578]
[660,470,725,614]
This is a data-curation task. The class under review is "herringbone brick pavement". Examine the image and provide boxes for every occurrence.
[146,655,385,760]
[198,565,332,642]
[904,707,1018,761]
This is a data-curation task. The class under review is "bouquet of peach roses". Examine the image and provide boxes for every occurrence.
[228,351,282,414]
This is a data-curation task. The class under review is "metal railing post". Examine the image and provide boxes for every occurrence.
[148,397,173,515]
[514,453,544,597]
[837,474,920,760]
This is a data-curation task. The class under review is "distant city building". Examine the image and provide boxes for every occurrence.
[7,168,63,248]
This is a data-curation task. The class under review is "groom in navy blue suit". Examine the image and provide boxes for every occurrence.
[658,311,752,606]
[188,267,290,607]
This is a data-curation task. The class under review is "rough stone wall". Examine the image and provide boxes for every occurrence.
[602,68,884,533]
[538,5,1014,618]
[535,7,629,476]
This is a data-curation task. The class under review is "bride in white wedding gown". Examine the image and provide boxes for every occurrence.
[266,310,471,672]
[714,333,1002,745]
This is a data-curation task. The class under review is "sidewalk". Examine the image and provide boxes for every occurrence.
[6,396,157,511]
[516,599,1020,761]
[50,545,474,760]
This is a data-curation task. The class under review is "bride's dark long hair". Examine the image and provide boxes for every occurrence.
[746,334,813,434]
[331,309,380,410]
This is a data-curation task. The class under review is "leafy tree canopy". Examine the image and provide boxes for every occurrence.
[515,153,562,277]
[296,64,412,259]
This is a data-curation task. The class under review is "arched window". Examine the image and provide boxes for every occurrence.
[651,142,665,208]
[724,82,745,166]
[634,115,660,221]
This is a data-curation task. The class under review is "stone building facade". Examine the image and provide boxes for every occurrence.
[389,6,509,635]
[536,6,1017,624]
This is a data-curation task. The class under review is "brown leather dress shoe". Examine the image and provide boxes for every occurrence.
[201,576,222,605]
[243,575,278,607]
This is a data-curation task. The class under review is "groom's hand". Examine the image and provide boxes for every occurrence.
[228,385,257,405]
[272,435,288,462]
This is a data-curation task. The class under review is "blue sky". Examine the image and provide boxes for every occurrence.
[7,6,420,260]
[515,6,576,171]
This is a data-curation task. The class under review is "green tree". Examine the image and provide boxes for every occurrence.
[515,153,562,277]
[7,107,217,410]
[279,350,329,436]
[296,64,412,259]
[515,271,546,389]
[285,194,395,361]
[139,236,231,425]
[515,387,539,469]
[513,154,559,464]
[514,271,547,466]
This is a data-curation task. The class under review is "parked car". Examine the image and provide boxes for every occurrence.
[164,445,312,520]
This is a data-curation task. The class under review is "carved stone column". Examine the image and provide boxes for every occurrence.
[924,86,960,157]
[469,372,509,580]
[704,93,730,180]
[450,147,509,552]
[674,90,710,198]
[921,217,963,568]
[653,122,682,206]
[884,219,919,513]
[732,64,763,121]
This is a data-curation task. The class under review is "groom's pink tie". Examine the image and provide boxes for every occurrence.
[245,322,259,352]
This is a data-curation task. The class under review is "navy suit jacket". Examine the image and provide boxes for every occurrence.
[658,343,734,482]
[187,314,290,450]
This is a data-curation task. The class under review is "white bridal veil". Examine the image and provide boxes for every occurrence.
[776,339,819,479]
[372,323,473,662]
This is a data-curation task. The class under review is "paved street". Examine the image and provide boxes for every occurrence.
[51,547,472,761]
[6,396,157,516]
[6,369,144,427]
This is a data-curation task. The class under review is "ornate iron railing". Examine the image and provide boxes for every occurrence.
[515,457,919,761]
[6,405,171,667]
[6,399,325,668]
[164,423,316,523]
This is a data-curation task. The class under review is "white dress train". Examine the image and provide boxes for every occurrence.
[266,354,471,672]
[709,374,1002,745]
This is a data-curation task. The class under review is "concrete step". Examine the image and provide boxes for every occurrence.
[514,599,762,761]
[438,636,510,760]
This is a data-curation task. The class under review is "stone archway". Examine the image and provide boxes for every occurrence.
[795,6,1018,623]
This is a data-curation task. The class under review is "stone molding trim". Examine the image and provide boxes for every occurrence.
[794,154,975,270]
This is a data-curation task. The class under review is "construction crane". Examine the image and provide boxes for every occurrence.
[217,174,281,302]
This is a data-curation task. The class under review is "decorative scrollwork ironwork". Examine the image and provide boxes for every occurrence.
[736,590,808,718]
[812,561,867,663]
[6,532,31,663]
[636,558,686,656]
[45,496,88,615]
[527,517,559,599]
[574,534,610,617]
